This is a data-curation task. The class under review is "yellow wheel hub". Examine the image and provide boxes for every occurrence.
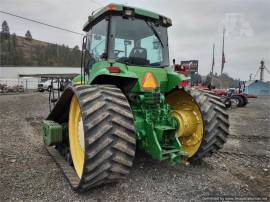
[166,90,204,157]
[69,95,85,178]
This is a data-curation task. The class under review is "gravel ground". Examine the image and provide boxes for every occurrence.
[0,93,269,201]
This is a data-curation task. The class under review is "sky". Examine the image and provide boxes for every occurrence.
[0,0,270,81]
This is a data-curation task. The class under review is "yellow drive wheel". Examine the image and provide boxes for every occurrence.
[166,89,204,157]
[69,95,85,178]
[61,85,136,191]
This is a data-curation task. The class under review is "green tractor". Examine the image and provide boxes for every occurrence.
[43,4,229,191]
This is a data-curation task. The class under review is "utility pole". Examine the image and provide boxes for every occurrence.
[220,28,226,89]
[253,60,270,80]
[221,28,226,75]
[259,60,265,81]
[210,43,215,88]
[188,61,193,87]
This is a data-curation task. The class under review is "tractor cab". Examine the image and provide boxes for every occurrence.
[83,4,171,69]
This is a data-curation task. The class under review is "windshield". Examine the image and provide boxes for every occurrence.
[109,16,169,67]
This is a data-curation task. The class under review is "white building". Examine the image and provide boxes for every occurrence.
[0,66,80,89]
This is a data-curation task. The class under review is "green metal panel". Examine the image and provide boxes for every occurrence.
[166,71,189,92]
[83,4,171,31]
[134,7,160,19]
[83,4,123,30]
[127,66,168,92]
[85,61,187,93]
[87,61,138,84]
[95,4,123,18]
[43,120,63,146]
[72,74,88,85]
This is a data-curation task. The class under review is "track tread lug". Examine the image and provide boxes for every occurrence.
[46,85,136,191]
[190,89,230,162]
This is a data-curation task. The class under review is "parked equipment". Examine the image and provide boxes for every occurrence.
[42,4,229,191]
[38,79,60,92]
[212,89,248,108]
[0,83,24,93]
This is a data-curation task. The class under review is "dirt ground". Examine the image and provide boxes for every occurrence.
[0,93,269,201]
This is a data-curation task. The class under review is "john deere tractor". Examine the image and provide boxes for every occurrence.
[43,4,229,191]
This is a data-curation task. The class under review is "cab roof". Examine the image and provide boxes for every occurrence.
[83,3,172,31]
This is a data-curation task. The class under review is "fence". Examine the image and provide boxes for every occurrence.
[0,77,40,92]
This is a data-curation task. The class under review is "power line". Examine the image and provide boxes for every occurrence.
[90,0,108,6]
[0,10,84,36]
[88,0,107,15]
[90,0,104,6]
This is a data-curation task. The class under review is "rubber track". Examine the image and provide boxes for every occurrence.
[46,85,136,191]
[190,89,230,161]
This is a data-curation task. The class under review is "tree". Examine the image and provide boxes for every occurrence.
[205,74,212,85]
[1,21,10,39]
[71,45,81,66]
[1,21,10,34]
[25,30,32,40]
[14,48,25,65]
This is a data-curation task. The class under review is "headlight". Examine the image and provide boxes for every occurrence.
[124,9,134,16]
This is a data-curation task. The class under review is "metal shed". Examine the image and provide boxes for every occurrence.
[245,80,270,95]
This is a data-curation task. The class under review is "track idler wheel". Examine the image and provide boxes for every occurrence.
[166,89,230,161]
[166,89,204,158]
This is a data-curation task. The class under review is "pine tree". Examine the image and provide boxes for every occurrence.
[1,21,10,34]
[1,21,10,39]
[25,30,32,40]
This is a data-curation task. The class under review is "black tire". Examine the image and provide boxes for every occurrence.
[232,95,244,107]
[70,85,136,191]
[236,95,244,107]
[240,95,248,107]
[190,90,230,161]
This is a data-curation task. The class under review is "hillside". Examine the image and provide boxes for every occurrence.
[0,32,81,67]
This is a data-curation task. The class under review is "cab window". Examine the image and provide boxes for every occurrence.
[86,19,108,63]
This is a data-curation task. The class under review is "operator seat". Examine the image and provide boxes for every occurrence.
[128,47,149,65]
[129,47,147,59]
